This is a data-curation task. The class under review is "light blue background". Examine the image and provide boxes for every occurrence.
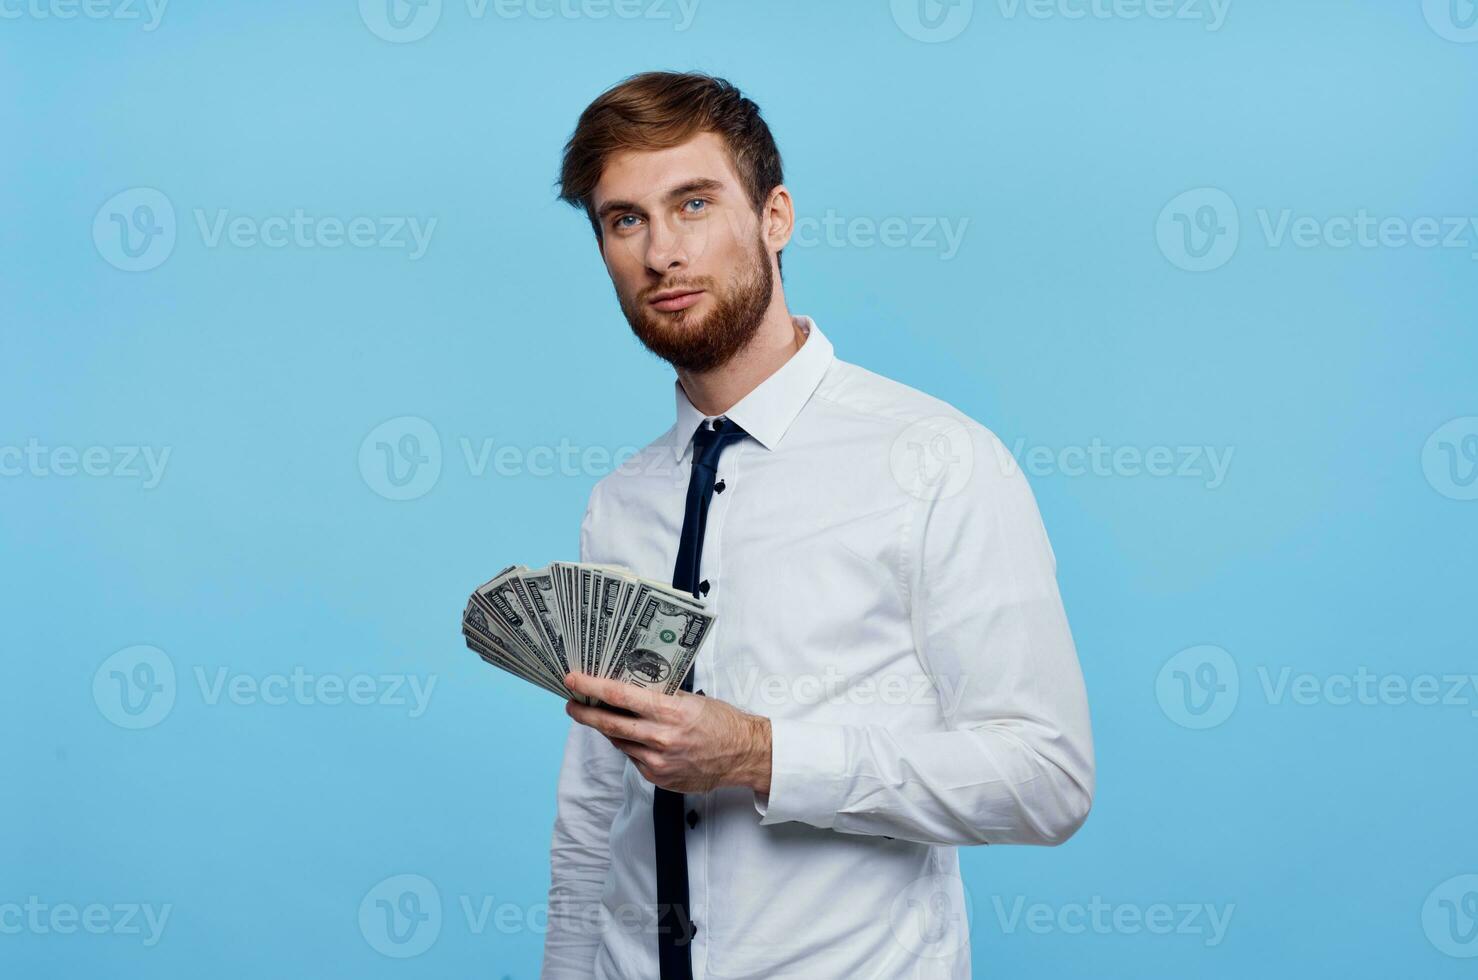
[4,1,1477,976]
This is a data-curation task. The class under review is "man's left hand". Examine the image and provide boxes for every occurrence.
[564,671,772,796]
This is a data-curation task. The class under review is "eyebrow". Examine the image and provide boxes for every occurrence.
[595,177,727,224]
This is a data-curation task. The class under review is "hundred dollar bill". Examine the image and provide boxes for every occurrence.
[462,561,713,704]
[606,586,715,695]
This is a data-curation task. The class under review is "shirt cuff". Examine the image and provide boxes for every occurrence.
[752,718,849,828]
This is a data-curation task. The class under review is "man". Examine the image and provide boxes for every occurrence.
[543,71,1094,980]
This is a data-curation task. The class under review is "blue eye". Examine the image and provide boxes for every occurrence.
[683,198,708,213]
[614,214,639,230]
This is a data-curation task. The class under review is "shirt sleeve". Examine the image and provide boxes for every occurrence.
[752,420,1095,847]
[542,486,628,978]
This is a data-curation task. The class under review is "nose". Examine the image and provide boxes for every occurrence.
[644,213,688,274]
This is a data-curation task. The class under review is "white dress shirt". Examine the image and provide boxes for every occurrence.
[542,315,1094,980]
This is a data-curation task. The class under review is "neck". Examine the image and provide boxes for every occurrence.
[676,298,804,417]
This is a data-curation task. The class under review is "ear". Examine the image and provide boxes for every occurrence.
[760,184,795,257]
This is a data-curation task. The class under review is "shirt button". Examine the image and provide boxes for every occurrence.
[699,579,710,596]
[686,809,700,829]
[714,479,726,493]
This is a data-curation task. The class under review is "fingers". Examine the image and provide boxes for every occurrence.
[566,699,663,746]
[565,671,667,718]
[600,733,663,785]
[606,735,646,754]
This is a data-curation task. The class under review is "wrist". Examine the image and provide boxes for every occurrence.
[743,714,772,795]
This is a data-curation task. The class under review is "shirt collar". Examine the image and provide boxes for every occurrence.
[669,314,834,462]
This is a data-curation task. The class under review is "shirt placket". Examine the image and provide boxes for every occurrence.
[685,436,744,980]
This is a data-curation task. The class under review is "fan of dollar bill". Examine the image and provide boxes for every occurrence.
[461,563,716,705]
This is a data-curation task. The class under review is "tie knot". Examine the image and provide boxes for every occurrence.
[691,416,747,466]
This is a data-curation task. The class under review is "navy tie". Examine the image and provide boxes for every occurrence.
[655,415,746,980]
